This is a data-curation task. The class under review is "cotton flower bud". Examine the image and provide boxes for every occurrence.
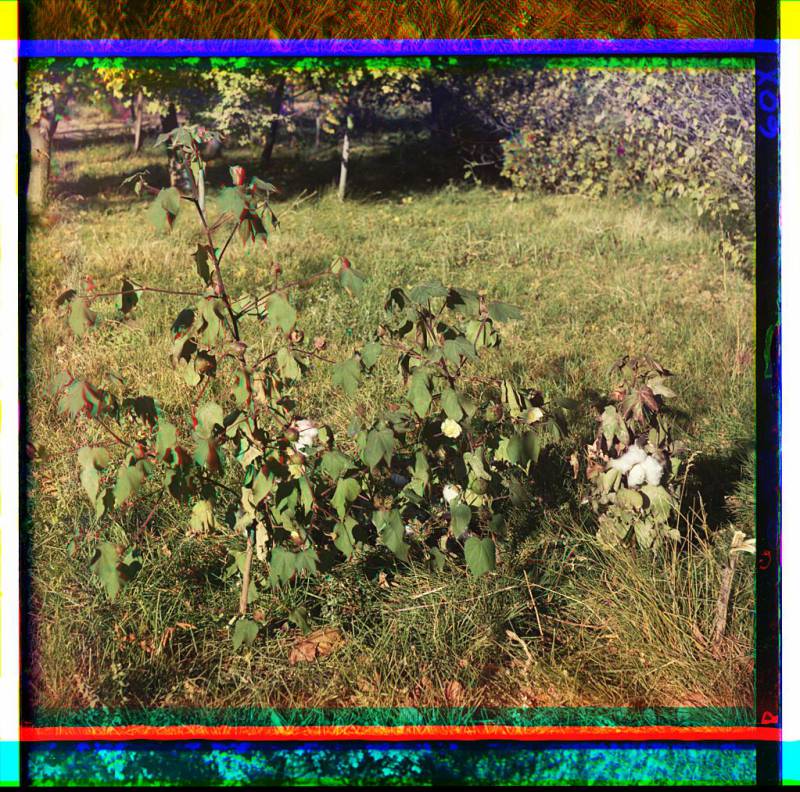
[289,328,304,344]
[314,336,327,350]
[272,262,282,278]
[230,166,246,186]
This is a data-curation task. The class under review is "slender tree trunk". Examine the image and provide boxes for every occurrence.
[315,113,321,148]
[27,109,58,213]
[259,75,286,171]
[132,88,144,153]
[337,114,352,201]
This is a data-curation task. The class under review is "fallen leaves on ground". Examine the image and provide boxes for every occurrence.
[288,626,345,665]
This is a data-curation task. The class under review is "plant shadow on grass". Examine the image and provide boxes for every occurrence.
[683,438,755,536]
[50,129,499,211]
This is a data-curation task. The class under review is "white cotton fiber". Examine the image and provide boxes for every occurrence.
[608,445,648,474]
[443,484,461,504]
[627,463,647,487]
[641,454,665,486]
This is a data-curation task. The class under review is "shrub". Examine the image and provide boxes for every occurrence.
[583,355,688,551]
[498,67,754,266]
[49,124,565,646]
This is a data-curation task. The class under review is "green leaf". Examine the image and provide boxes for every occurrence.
[641,484,673,523]
[450,501,472,538]
[340,266,365,297]
[196,402,224,438]
[90,542,123,601]
[148,187,181,231]
[427,547,446,572]
[464,536,496,577]
[117,278,140,315]
[441,388,464,421]
[269,546,297,587]
[171,308,195,337]
[218,187,245,217]
[80,467,101,505]
[409,282,448,304]
[443,337,478,366]
[321,450,352,481]
[488,301,522,322]
[616,487,644,511]
[332,357,361,395]
[446,287,480,317]
[332,477,361,518]
[266,293,297,333]
[277,347,302,381]
[232,618,259,650]
[501,380,525,418]
[194,436,222,473]
[601,406,628,447]
[364,427,394,469]
[78,446,110,505]
[58,380,105,418]
[194,244,213,286]
[113,461,146,507]
[233,370,252,406]
[252,470,273,505]
[197,298,226,346]
[360,341,382,369]
[522,430,542,465]
[374,509,409,562]
[78,446,111,471]
[68,297,97,338]
[333,516,358,558]
[190,499,216,534]
[633,518,656,549]
[407,371,432,418]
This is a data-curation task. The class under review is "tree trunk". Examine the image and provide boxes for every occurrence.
[27,110,58,213]
[132,88,144,152]
[337,114,352,201]
[160,103,191,193]
[429,78,452,148]
[259,75,286,171]
[315,113,321,148]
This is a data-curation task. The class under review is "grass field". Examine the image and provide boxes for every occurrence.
[24,126,755,717]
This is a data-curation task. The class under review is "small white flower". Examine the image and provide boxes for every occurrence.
[441,418,462,438]
[442,483,462,504]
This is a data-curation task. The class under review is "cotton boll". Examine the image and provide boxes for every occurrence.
[627,463,646,488]
[293,419,319,453]
[641,454,665,486]
[608,445,647,474]
[442,484,462,504]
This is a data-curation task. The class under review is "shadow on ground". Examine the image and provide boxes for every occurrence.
[50,126,504,210]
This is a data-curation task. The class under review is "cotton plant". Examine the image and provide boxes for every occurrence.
[584,355,688,551]
[333,282,570,576]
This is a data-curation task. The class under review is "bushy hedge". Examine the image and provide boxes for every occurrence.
[497,67,754,260]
